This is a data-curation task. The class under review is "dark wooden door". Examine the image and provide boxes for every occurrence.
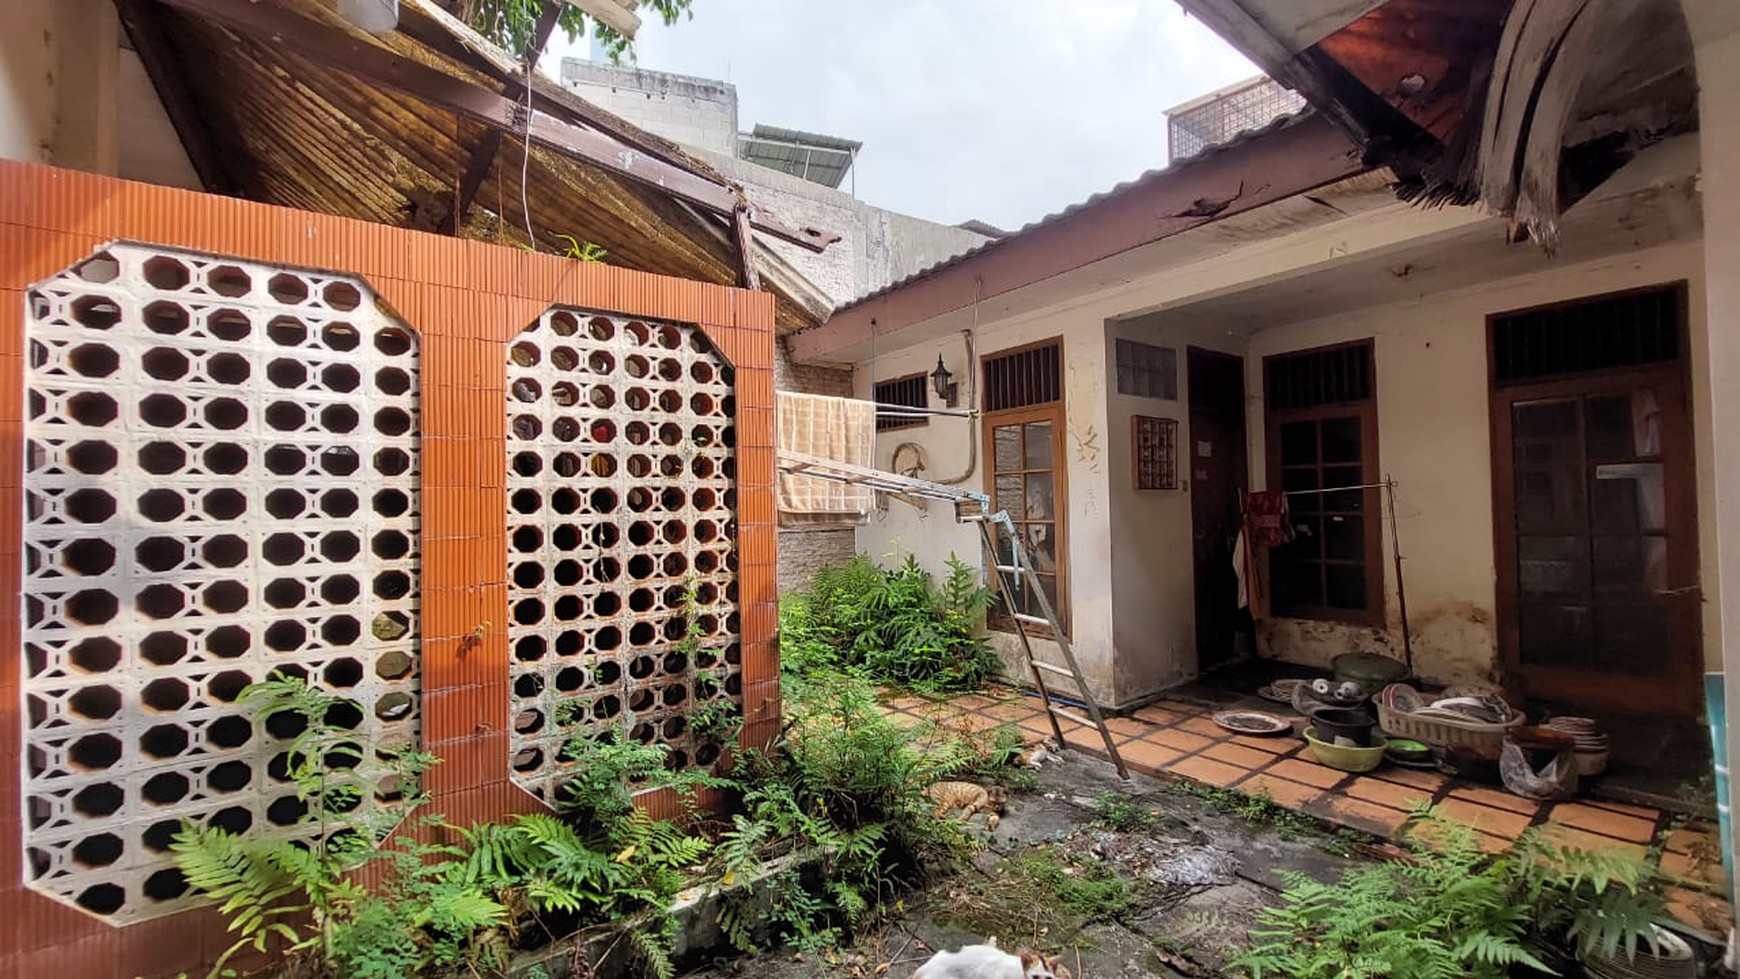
[1492,367,1701,714]
[1188,349,1249,670]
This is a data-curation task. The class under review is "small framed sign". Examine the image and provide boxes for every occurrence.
[1131,415,1178,490]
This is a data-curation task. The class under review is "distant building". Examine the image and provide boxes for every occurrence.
[1164,76,1306,162]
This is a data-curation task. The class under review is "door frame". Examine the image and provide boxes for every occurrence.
[981,338,1068,638]
[1186,347,1249,670]
[1488,318,1702,715]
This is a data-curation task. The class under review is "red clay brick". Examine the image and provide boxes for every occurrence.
[1547,802,1658,843]
[1171,755,1251,788]
[1265,757,1347,789]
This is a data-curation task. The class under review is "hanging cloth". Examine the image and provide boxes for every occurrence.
[1242,490,1294,548]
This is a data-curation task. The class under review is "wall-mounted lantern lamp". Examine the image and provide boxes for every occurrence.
[931,355,958,408]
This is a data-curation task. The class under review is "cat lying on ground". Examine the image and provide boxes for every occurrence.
[925,781,1008,830]
[913,943,1061,979]
[1016,738,1062,770]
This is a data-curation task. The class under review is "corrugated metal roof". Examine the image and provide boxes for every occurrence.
[131,0,828,329]
[834,108,1320,312]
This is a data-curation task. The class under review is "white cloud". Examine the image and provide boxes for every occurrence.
[545,0,1256,230]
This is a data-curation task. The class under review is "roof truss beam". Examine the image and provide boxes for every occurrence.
[147,0,839,253]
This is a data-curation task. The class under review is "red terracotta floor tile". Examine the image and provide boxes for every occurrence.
[1151,699,1205,717]
[1133,705,1188,726]
[1105,715,1157,739]
[1342,775,1435,812]
[1119,739,1184,774]
[1177,715,1233,738]
[1265,757,1347,789]
[1547,802,1658,843]
[1149,727,1214,753]
[1445,785,1541,816]
[1202,742,1278,771]
[1537,823,1648,860]
[1369,767,1449,795]
[1664,824,1719,856]
[1171,755,1251,788]
[1240,774,1324,809]
[1315,795,1407,837]
[1666,886,1733,933]
[1579,797,1661,821]
[1434,796,1535,839]
[1232,733,1301,754]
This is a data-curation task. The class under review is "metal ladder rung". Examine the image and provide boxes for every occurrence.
[1030,661,1075,678]
[993,563,1023,574]
[1012,612,1051,628]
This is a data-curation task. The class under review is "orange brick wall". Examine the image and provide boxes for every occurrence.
[0,161,780,979]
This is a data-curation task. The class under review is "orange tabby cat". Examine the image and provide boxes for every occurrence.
[926,781,1008,829]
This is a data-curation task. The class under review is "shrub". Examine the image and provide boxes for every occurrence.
[780,554,998,692]
[714,672,974,951]
[1230,808,1667,979]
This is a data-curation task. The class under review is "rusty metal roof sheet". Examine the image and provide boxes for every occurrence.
[834,109,1324,313]
[121,0,828,330]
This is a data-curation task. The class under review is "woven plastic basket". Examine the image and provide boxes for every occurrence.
[1376,684,1522,752]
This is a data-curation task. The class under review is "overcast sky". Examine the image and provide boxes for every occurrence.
[544,1,1255,231]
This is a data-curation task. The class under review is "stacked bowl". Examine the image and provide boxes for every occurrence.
[1545,716,1609,776]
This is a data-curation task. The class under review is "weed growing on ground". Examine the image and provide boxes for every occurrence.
[936,844,1132,950]
[1090,791,1163,833]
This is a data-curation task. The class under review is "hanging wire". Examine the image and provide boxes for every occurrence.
[519,53,537,247]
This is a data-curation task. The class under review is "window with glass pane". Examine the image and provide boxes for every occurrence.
[1264,341,1381,622]
[989,417,1064,631]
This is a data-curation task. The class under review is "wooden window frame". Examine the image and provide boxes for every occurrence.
[874,371,930,431]
[981,337,1068,638]
[1263,340,1384,626]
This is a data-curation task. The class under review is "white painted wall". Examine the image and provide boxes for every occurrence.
[1242,242,1714,684]
[851,316,1120,704]
[0,0,195,186]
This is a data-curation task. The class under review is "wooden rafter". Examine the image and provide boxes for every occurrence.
[436,0,563,235]
[150,0,839,252]
[112,0,239,195]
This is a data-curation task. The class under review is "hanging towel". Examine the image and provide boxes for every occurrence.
[1232,526,1269,620]
[777,392,876,527]
[1243,490,1294,547]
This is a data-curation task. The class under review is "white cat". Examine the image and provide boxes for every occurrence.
[912,944,1060,979]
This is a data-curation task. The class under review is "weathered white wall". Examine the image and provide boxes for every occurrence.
[0,0,195,186]
[1102,317,1249,700]
[850,316,1121,704]
[559,60,739,155]
[1243,242,1713,684]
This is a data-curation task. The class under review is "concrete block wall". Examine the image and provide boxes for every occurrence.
[559,60,739,156]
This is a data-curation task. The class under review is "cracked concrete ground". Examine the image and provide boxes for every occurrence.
[679,749,1378,978]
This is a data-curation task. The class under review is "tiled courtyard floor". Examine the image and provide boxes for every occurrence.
[882,685,1735,938]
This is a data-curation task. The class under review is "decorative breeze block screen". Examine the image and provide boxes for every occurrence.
[21,244,422,923]
[507,309,742,801]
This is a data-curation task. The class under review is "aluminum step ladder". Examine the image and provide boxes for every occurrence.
[778,450,1129,778]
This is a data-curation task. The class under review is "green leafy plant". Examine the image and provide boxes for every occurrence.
[1091,791,1163,833]
[780,554,998,692]
[171,674,504,979]
[1230,808,1668,978]
[713,673,974,952]
[456,0,695,61]
[555,234,609,263]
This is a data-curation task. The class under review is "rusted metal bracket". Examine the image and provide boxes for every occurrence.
[436,0,564,236]
[148,0,839,253]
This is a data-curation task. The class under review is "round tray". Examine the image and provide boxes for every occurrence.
[1213,710,1292,736]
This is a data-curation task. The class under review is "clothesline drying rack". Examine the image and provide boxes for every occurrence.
[1278,474,1413,675]
[777,448,1129,778]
